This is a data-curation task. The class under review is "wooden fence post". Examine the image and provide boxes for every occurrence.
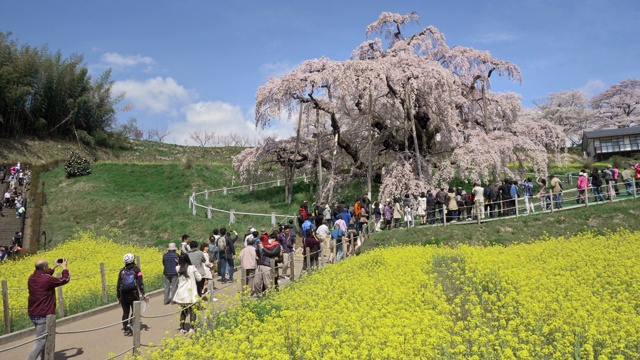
[342,240,347,262]
[2,280,10,334]
[270,259,276,288]
[634,179,638,199]
[290,252,295,281]
[515,195,519,217]
[550,194,555,213]
[135,255,141,268]
[229,210,235,226]
[207,206,212,219]
[205,189,208,200]
[320,244,325,267]
[306,247,311,274]
[223,187,227,195]
[585,187,590,207]
[609,182,614,202]
[271,212,277,229]
[241,266,247,288]
[44,314,56,360]
[207,279,215,304]
[57,287,65,318]
[100,263,108,305]
[132,301,141,356]
[332,239,337,263]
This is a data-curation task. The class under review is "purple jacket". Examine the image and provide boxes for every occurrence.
[279,233,295,254]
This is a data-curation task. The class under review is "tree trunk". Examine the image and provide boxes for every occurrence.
[288,102,304,205]
[406,86,422,180]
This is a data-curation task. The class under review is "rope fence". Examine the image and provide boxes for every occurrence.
[189,175,310,227]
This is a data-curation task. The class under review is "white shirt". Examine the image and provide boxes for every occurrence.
[316,224,330,238]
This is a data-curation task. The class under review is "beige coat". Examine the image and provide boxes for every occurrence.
[173,265,201,305]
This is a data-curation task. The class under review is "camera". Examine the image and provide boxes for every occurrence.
[56,258,65,264]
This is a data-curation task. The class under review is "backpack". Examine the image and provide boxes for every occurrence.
[121,268,137,292]
[217,236,227,252]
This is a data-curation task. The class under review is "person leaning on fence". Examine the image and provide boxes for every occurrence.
[173,254,201,335]
[162,243,179,305]
[239,235,259,295]
[279,226,295,279]
[117,253,147,337]
[302,228,321,271]
[621,167,634,195]
[590,168,605,202]
[27,258,70,360]
[576,172,589,203]
[254,235,281,296]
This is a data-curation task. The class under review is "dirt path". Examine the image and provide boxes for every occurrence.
[1,251,312,359]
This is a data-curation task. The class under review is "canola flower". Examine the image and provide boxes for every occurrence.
[0,230,164,334]
[142,229,640,359]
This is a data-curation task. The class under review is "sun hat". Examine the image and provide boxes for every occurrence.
[167,243,177,251]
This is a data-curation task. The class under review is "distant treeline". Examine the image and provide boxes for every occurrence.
[0,31,119,142]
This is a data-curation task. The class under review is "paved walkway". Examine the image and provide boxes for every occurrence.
[0,251,315,360]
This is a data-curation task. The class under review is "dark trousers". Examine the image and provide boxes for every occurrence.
[120,293,136,330]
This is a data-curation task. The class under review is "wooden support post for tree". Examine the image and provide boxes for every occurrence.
[2,280,10,334]
[44,314,56,360]
[100,263,108,305]
[306,247,311,274]
[57,287,65,318]
[132,301,141,356]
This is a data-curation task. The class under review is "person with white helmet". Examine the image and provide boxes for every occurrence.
[117,253,146,336]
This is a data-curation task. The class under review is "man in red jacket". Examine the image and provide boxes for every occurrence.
[27,258,70,360]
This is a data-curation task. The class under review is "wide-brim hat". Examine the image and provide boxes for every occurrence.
[167,243,178,251]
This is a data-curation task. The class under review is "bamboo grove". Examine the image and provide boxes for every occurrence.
[0,32,120,141]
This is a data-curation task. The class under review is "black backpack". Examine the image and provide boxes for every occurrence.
[120,268,137,292]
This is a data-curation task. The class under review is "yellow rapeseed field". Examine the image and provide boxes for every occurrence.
[144,229,640,359]
[0,230,164,334]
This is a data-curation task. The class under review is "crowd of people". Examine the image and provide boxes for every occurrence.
[1,162,30,218]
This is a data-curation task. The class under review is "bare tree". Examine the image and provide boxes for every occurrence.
[147,127,172,143]
[189,130,217,147]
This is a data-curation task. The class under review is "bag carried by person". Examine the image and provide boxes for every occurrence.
[121,268,137,292]
[217,236,227,252]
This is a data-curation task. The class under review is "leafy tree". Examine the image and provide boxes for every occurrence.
[245,12,564,202]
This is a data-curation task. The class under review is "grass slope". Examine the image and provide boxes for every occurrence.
[40,162,317,248]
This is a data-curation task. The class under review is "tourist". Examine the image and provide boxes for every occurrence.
[331,224,346,262]
[393,199,403,228]
[186,241,207,297]
[199,243,215,299]
[239,235,259,295]
[590,168,604,202]
[279,227,295,279]
[383,200,393,230]
[536,177,552,209]
[217,228,238,284]
[520,178,535,213]
[173,254,201,335]
[302,229,320,271]
[27,258,69,359]
[471,183,485,220]
[426,191,436,224]
[435,188,447,222]
[621,167,634,195]
[180,234,190,254]
[162,243,179,305]
[316,221,330,260]
[117,253,146,337]
[373,201,382,231]
[577,172,589,203]
[446,188,458,223]
[254,234,282,295]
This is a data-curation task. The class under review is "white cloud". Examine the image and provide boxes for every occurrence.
[473,32,517,44]
[167,101,260,146]
[101,52,155,67]
[579,78,607,97]
[112,77,195,114]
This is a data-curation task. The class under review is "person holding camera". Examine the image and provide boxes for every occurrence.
[27,258,70,360]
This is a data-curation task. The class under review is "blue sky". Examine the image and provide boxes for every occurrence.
[2,0,639,145]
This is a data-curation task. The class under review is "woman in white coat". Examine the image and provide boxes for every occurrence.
[173,254,202,334]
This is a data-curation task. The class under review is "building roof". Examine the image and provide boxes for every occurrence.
[583,127,640,139]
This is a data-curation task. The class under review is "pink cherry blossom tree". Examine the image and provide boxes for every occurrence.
[534,90,594,146]
[244,11,564,202]
[590,78,640,128]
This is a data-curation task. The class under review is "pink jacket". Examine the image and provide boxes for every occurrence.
[577,176,588,190]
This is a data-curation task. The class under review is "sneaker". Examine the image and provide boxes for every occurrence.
[284,275,291,280]
[211,297,219,302]
[179,329,187,335]
[188,328,195,334]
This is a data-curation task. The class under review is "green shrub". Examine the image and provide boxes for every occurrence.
[64,152,92,178]
[581,157,595,169]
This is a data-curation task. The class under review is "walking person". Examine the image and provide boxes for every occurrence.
[577,172,589,203]
[28,258,70,360]
[590,168,604,202]
[186,240,206,297]
[416,192,427,225]
[373,201,382,231]
[471,183,485,220]
[117,254,146,337]
[162,243,179,305]
[239,236,259,295]
[173,254,201,334]
[279,226,295,279]
[200,243,216,301]
[621,167,634,195]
